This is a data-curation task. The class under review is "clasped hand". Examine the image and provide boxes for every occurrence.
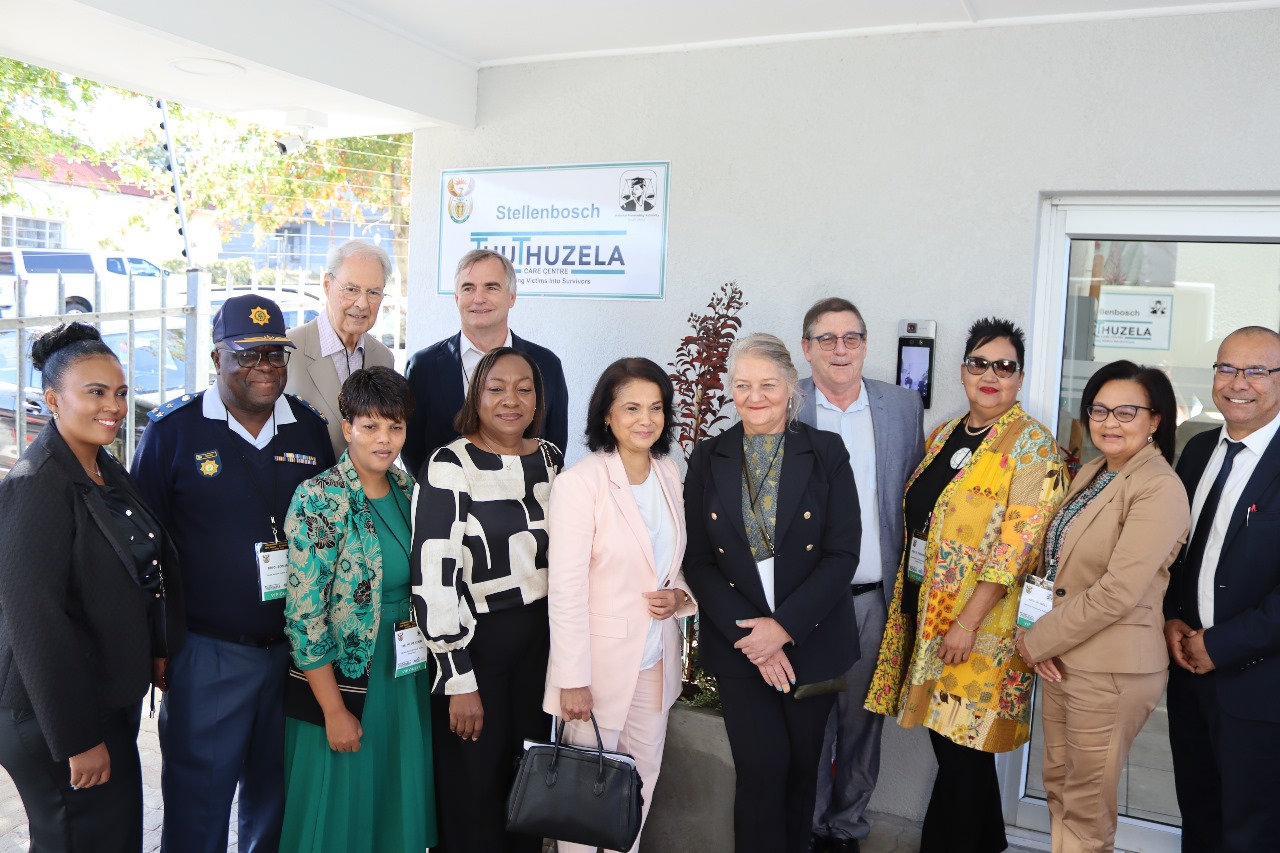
[734,616,792,665]
[1165,618,1216,674]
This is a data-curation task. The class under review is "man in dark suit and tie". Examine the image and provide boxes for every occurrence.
[402,249,568,476]
[797,298,924,853]
[1165,325,1280,853]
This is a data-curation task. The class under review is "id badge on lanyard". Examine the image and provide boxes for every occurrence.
[256,540,289,601]
[1016,575,1055,628]
[906,530,928,583]
[393,619,430,677]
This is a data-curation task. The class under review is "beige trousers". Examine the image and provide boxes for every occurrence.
[1041,665,1167,853]
[558,662,669,853]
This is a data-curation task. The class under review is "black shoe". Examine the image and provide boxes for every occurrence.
[830,840,861,853]
[808,834,833,853]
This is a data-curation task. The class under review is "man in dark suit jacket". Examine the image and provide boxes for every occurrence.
[1164,325,1280,853]
[403,249,568,476]
[797,298,924,853]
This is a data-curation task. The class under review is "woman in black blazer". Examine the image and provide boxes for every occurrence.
[684,333,861,853]
[0,324,184,851]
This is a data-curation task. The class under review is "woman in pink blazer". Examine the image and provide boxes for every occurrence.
[544,357,697,853]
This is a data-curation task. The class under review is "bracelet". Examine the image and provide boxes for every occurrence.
[954,615,978,633]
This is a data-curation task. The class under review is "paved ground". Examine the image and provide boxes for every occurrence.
[0,713,1045,853]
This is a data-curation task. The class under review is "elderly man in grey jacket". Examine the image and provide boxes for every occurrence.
[799,298,924,853]
[285,240,397,458]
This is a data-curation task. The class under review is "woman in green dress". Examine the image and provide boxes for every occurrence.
[280,367,436,852]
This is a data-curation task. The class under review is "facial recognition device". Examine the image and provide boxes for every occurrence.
[897,320,937,410]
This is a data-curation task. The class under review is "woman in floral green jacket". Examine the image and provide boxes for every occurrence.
[280,367,436,853]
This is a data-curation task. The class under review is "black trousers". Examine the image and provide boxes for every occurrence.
[920,729,1007,853]
[0,702,142,853]
[717,674,836,853]
[431,599,551,853]
[1168,666,1280,853]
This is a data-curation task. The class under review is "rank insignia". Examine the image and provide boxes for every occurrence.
[249,306,271,326]
[195,450,221,478]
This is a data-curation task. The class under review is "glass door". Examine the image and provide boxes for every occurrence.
[1003,197,1280,852]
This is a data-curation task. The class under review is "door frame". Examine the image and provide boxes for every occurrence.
[1001,192,1280,851]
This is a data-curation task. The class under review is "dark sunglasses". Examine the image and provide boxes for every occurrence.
[963,356,1020,378]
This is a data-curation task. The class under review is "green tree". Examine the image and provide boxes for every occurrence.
[0,58,105,206]
[111,106,412,292]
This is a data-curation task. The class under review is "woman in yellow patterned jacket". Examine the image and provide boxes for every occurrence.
[866,318,1068,853]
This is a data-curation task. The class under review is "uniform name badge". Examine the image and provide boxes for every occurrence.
[393,619,430,678]
[255,541,289,602]
[1016,576,1054,628]
[906,534,928,583]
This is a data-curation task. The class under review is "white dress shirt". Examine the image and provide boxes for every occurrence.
[459,328,514,392]
[1193,409,1280,627]
[814,383,882,585]
[202,386,297,450]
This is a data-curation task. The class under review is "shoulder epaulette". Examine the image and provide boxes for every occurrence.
[148,391,201,422]
[288,394,329,424]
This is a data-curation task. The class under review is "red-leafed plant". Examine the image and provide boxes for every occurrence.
[668,281,747,710]
[669,281,747,459]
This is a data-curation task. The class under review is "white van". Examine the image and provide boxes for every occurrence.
[0,248,171,318]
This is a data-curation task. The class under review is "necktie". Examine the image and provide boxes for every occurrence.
[1183,439,1245,629]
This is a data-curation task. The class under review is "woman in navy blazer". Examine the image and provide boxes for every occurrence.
[684,333,860,853]
[0,324,184,852]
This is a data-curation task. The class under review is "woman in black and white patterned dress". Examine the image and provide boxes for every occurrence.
[410,346,563,853]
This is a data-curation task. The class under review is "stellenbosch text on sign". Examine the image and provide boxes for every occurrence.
[438,162,669,299]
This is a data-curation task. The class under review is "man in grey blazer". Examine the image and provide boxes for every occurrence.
[286,240,396,457]
[799,298,924,853]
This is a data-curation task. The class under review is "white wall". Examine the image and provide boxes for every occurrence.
[409,7,1280,820]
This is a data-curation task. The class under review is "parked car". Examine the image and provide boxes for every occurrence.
[0,248,174,318]
[0,326,189,477]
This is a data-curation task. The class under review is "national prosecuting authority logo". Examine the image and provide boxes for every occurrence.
[619,169,658,213]
[448,175,475,223]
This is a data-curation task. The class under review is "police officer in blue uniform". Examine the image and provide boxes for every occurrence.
[131,295,335,853]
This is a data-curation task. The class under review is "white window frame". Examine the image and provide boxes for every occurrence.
[1003,193,1280,852]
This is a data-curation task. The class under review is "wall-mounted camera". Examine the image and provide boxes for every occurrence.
[274,133,308,156]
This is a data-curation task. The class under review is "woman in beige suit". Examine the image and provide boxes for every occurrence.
[1017,361,1190,852]
[544,357,697,853]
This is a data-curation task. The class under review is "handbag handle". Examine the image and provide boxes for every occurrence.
[548,713,609,795]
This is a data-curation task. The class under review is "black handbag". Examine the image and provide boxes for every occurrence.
[283,664,368,726]
[506,713,644,850]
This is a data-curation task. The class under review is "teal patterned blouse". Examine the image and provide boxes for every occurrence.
[284,451,415,678]
[741,433,785,561]
[1042,469,1118,582]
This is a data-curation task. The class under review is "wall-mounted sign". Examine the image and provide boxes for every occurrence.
[1095,288,1173,350]
[438,162,669,300]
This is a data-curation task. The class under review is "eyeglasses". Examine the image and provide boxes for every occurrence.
[333,280,385,303]
[807,332,866,351]
[1213,362,1280,382]
[1085,403,1156,423]
[220,348,291,369]
[963,356,1021,378]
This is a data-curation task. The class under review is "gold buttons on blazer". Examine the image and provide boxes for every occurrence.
[806,544,814,551]
[804,511,812,519]
[718,547,725,554]
[711,512,718,520]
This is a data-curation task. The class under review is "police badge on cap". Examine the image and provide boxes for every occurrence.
[212,294,297,351]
